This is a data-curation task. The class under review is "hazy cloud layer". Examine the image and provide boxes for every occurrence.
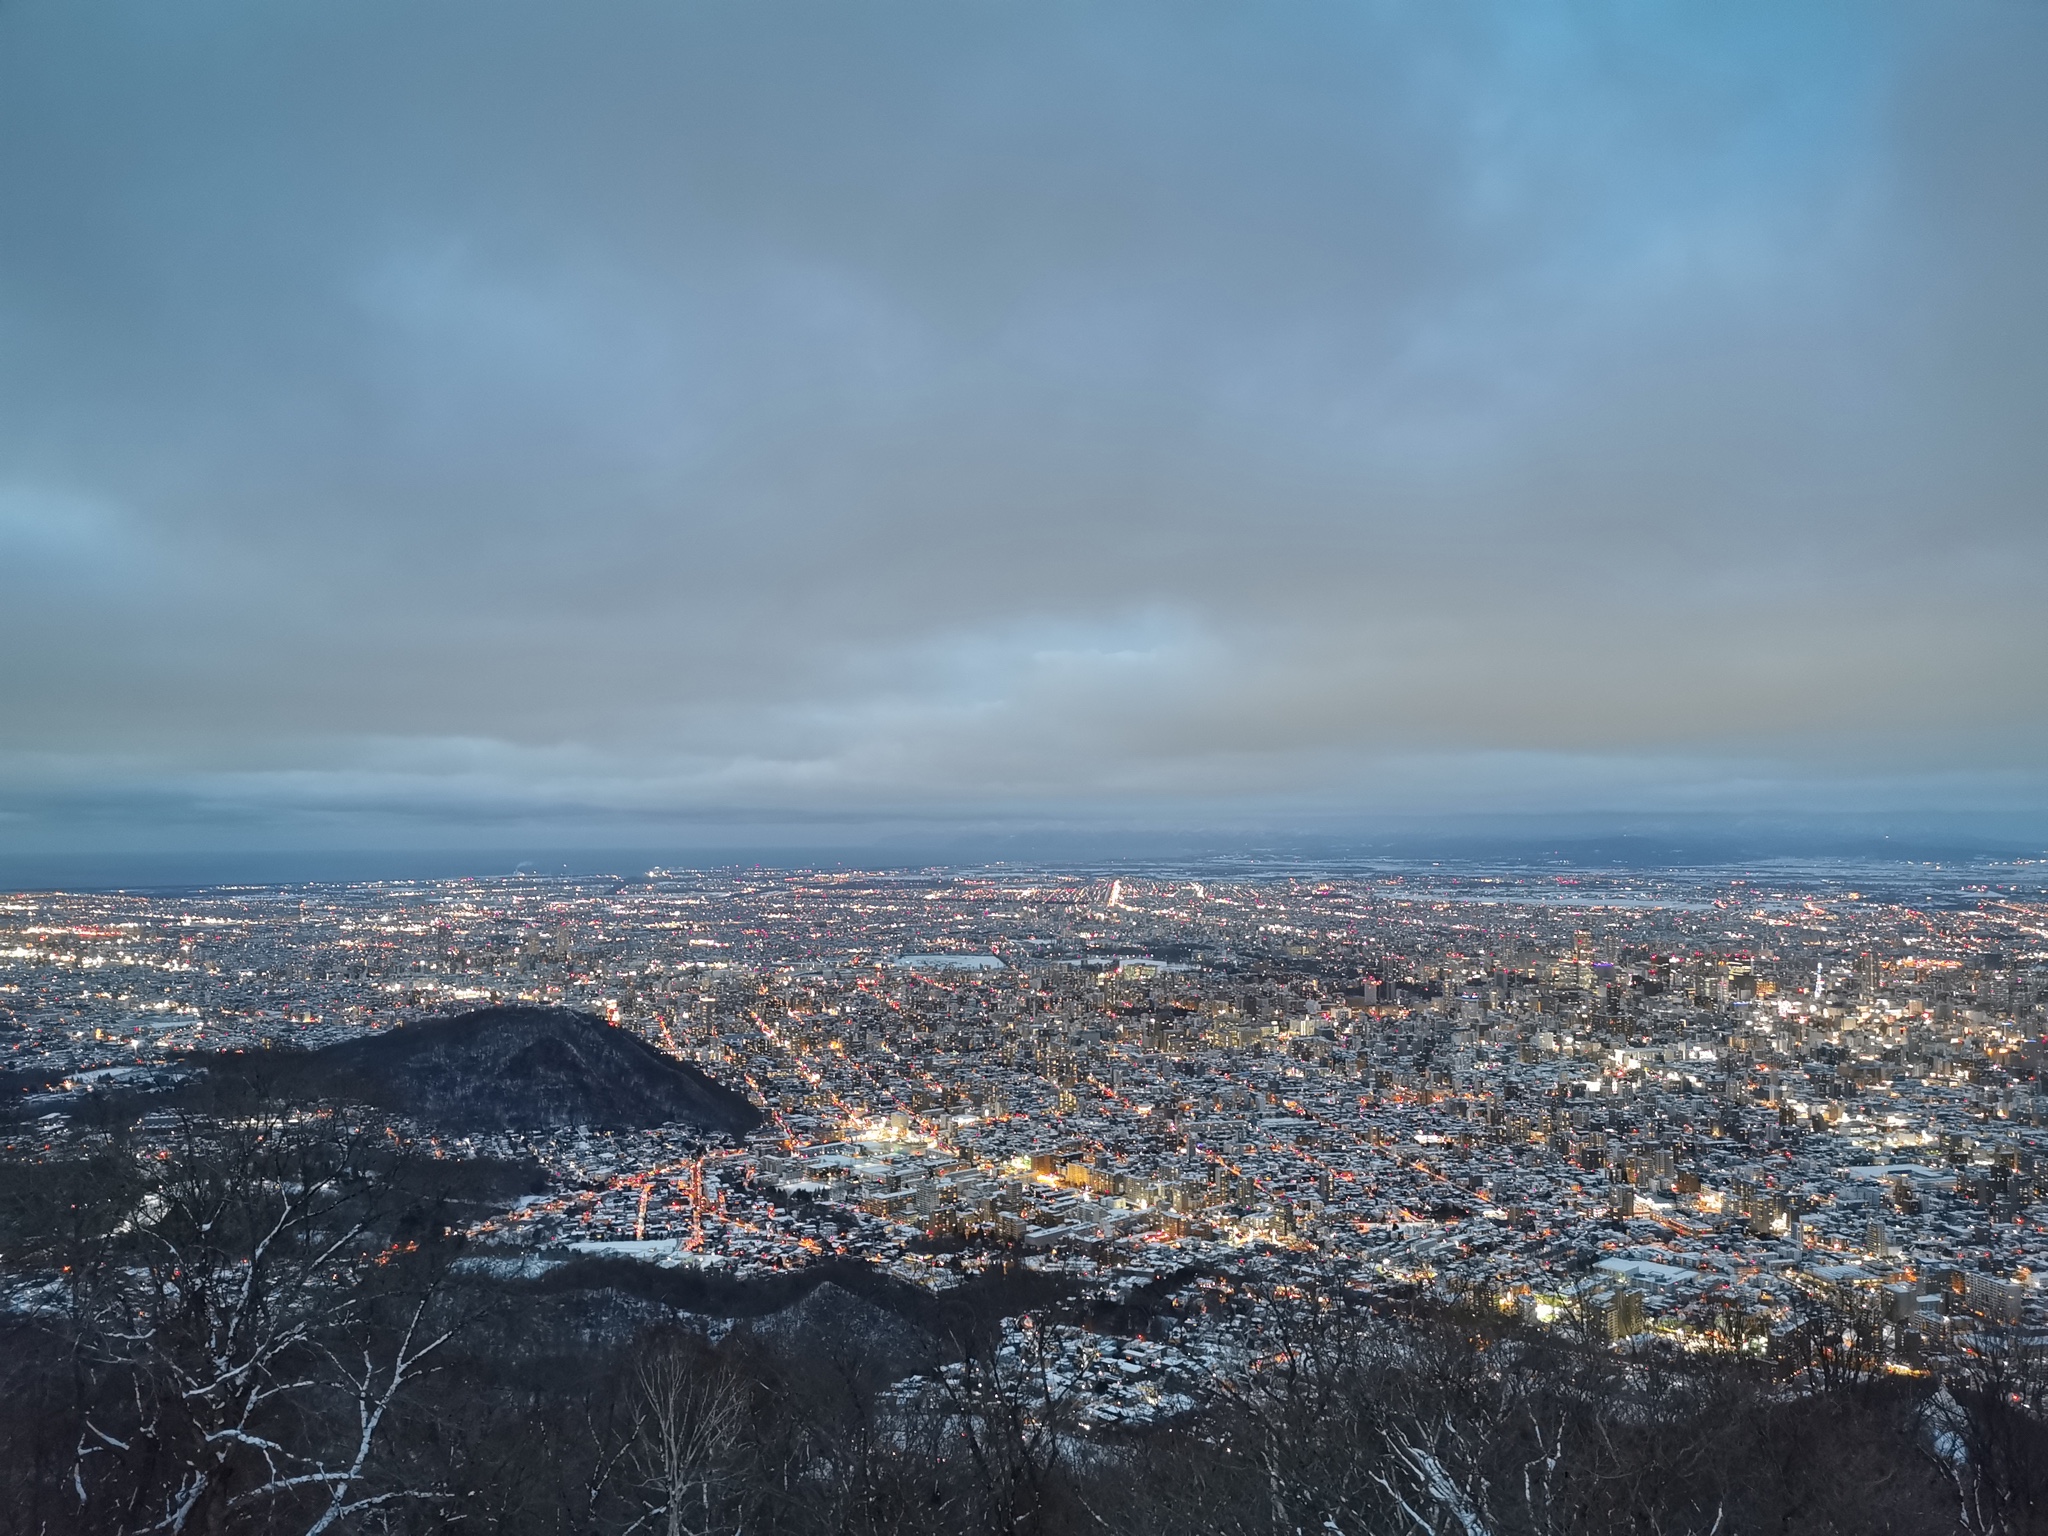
[2,1,2044,853]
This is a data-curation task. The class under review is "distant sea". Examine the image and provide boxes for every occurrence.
[1,821,2043,897]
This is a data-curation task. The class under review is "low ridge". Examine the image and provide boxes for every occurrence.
[302,1005,762,1134]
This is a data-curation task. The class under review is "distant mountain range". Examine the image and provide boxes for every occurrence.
[242,1005,762,1135]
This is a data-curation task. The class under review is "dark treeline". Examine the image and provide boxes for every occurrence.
[3,1101,2044,1536]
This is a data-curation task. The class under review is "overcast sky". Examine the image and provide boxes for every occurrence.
[2,1,2045,860]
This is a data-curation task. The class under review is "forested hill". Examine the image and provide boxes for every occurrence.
[238,1005,763,1134]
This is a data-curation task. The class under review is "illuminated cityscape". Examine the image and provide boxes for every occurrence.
[9,860,2045,1424]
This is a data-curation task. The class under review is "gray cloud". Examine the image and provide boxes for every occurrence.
[1,0,2044,853]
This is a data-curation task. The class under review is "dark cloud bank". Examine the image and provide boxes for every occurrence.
[2,0,2045,874]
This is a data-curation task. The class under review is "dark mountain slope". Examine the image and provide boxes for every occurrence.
[291,1006,761,1134]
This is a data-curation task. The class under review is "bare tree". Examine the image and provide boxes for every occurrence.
[57,1109,465,1534]
[932,1316,1102,1535]
[1925,1327,2048,1536]
[627,1341,745,1536]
